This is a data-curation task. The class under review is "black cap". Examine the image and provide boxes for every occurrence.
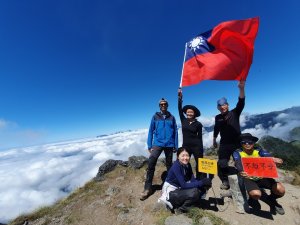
[239,133,259,143]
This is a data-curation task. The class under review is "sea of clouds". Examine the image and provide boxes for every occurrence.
[0,112,299,223]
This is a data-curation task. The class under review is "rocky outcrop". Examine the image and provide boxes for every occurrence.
[94,159,128,181]
[94,156,148,181]
[128,156,148,169]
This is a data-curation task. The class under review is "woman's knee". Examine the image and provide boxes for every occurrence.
[248,190,261,200]
[185,188,200,199]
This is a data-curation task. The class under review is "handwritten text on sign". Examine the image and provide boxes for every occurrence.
[241,157,278,178]
[198,158,218,175]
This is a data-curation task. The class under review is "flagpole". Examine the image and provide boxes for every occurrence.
[179,43,188,88]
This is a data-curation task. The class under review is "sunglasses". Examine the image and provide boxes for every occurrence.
[241,140,254,145]
[160,103,168,106]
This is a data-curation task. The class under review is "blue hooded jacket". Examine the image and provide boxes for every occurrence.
[147,111,178,150]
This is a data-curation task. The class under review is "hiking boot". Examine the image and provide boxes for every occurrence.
[248,198,261,210]
[140,189,151,201]
[166,205,175,214]
[270,202,285,215]
[220,181,230,190]
[175,208,186,214]
[200,191,207,199]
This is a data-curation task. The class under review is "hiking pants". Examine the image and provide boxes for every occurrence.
[144,146,173,190]
[169,188,201,212]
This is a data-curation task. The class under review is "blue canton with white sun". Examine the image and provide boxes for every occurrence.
[185,31,215,62]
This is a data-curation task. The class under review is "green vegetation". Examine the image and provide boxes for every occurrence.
[154,207,229,225]
[259,135,300,184]
[154,209,173,225]
[289,126,300,141]
[187,208,229,225]
[259,135,300,171]
[8,206,52,225]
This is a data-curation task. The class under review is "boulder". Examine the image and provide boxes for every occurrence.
[128,156,148,169]
[164,214,192,225]
[94,159,128,181]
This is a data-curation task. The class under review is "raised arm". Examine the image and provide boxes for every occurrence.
[238,80,245,99]
[178,88,185,121]
[235,80,246,115]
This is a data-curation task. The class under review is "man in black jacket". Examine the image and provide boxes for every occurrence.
[213,80,245,189]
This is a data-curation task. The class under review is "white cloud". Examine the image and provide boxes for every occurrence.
[0,118,16,130]
[275,113,288,121]
[242,120,300,141]
[240,113,250,128]
[0,118,47,150]
[0,130,149,223]
[0,119,8,129]
[198,116,215,127]
[1,111,300,223]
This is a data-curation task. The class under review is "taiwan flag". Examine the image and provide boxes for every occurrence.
[180,17,259,87]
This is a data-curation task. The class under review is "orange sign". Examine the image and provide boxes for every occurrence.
[241,157,278,178]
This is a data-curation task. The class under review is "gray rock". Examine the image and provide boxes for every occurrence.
[105,186,120,196]
[128,156,148,169]
[199,217,213,225]
[158,158,166,166]
[164,215,192,225]
[290,201,300,215]
[116,176,125,182]
[228,174,250,213]
[116,203,126,208]
[277,169,295,183]
[152,202,167,212]
[117,208,137,224]
[294,218,300,225]
[94,159,128,181]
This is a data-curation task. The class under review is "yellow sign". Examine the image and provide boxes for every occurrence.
[198,158,218,175]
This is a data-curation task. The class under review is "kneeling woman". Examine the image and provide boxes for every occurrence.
[158,147,211,213]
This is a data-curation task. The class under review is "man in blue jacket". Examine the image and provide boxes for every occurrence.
[140,98,178,201]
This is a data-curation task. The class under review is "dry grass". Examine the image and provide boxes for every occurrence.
[187,208,229,225]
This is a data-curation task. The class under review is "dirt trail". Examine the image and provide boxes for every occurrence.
[138,164,300,225]
[206,178,300,225]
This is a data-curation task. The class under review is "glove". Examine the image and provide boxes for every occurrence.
[200,178,212,187]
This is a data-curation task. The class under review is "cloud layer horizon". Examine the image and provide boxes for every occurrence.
[0,112,299,223]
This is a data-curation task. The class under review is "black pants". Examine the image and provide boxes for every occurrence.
[218,143,239,183]
[183,145,203,179]
[144,146,173,190]
[243,178,277,192]
[169,188,201,211]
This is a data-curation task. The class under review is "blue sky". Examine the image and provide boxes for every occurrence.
[0,0,299,150]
